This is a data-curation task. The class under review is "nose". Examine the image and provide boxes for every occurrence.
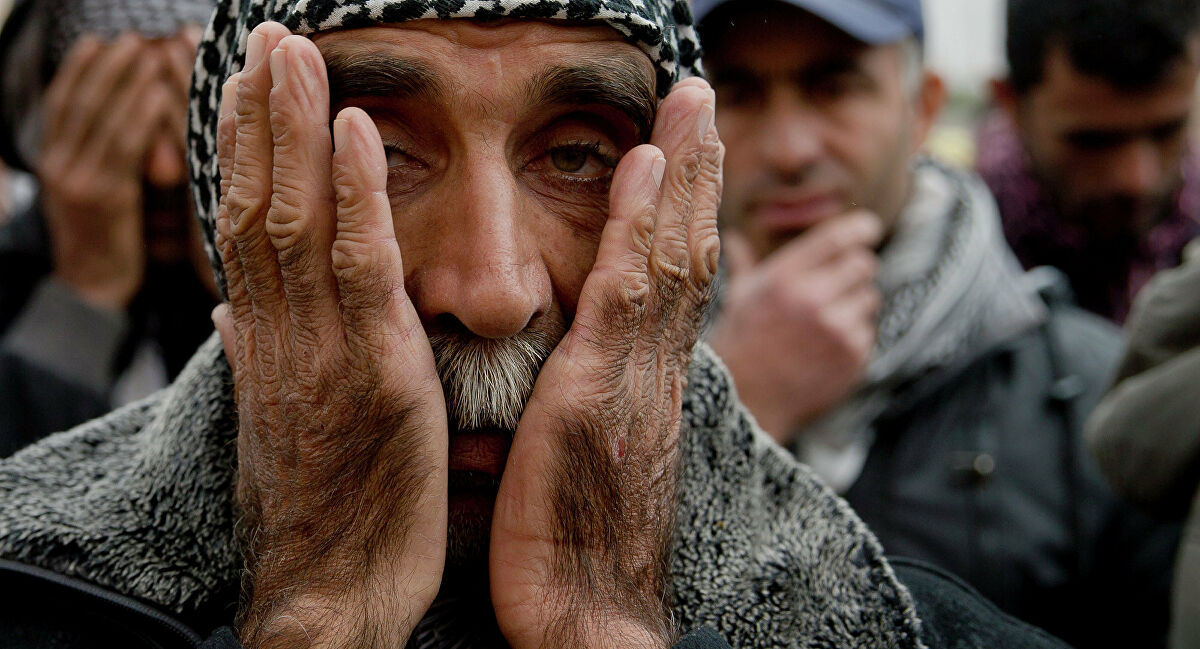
[405,157,551,339]
[1107,139,1166,198]
[756,89,823,177]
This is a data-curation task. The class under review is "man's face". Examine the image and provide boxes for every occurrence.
[1011,43,1200,238]
[704,7,921,259]
[312,21,656,578]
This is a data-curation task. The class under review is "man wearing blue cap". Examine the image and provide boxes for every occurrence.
[701,1,1180,647]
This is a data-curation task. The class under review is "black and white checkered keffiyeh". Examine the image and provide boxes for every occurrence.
[186,0,703,296]
[47,0,216,62]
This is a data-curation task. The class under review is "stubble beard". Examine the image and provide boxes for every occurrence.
[429,316,566,589]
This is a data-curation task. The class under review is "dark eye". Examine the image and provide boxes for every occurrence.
[550,148,589,173]
[385,146,413,168]
[543,142,618,179]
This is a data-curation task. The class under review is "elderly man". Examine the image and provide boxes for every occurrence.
[0,0,1074,648]
[700,0,1180,647]
[979,0,1200,323]
[0,0,219,455]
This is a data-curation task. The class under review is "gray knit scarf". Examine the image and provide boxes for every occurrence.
[797,159,1047,491]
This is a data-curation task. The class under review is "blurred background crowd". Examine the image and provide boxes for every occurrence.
[1,0,1199,647]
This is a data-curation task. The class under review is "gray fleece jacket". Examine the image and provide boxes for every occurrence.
[0,335,927,648]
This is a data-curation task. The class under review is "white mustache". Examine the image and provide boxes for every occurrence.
[429,324,563,431]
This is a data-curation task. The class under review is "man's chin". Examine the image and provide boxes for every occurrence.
[443,471,501,594]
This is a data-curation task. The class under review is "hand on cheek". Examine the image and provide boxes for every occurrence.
[212,22,448,649]
[489,78,722,649]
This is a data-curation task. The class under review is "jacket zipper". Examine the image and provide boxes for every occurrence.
[0,558,204,648]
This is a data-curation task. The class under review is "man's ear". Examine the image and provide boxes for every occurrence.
[910,71,946,152]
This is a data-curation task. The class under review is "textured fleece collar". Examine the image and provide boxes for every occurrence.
[0,336,924,647]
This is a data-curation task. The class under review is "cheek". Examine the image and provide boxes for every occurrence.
[525,183,611,248]
[824,102,904,181]
[533,193,607,318]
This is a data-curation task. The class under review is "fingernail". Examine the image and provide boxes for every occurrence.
[651,155,666,189]
[333,118,349,151]
[220,75,238,117]
[269,47,286,88]
[698,104,714,140]
[245,32,266,70]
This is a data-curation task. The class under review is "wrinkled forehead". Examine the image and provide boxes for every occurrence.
[312,19,653,67]
[312,21,656,121]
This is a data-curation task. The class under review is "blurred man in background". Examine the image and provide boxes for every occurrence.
[701,0,1180,646]
[979,0,1200,323]
[0,0,217,455]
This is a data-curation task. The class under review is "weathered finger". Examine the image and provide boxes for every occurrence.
[266,36,339,329]
[227,22,292,317]
[645,82,714,322]
[216,75,250,329]
[572,144,664,350]
[773,211,884,272]
[216,189,253,340]
[212,303,237,372]
[218,74,241,193]
[56,34,149,154]
[330,107,413,348]
[688,102,724,289]
[42,36,103,144]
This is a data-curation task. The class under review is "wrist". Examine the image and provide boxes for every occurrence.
[539,611,675,649]
[241,575,423,649]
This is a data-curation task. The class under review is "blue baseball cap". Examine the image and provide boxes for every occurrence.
[692,0,924,45]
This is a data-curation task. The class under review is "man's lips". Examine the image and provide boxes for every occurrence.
[448,428,512,477]
[752,194,842,231]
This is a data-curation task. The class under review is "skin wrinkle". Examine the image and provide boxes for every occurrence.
[214,17,720,649]
[323,44,655,146]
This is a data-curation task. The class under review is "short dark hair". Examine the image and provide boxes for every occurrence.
[1007,0,1200,94]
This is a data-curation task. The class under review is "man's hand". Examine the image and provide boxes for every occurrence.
[708,213,882,445]
[37,35,180,309]
[210,24,447,649]
[489,79,723,649]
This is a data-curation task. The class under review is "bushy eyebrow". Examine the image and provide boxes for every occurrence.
[524,56,656,140]
[324,50,445,106]
[322,48,655,138]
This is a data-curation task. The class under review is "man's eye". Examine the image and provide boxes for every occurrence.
[551,148,589,173]
[385,146,413,168]
[545,143,618,178]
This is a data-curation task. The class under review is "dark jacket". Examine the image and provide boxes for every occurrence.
[0,556,1073,649]
[845,277,1180,649]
